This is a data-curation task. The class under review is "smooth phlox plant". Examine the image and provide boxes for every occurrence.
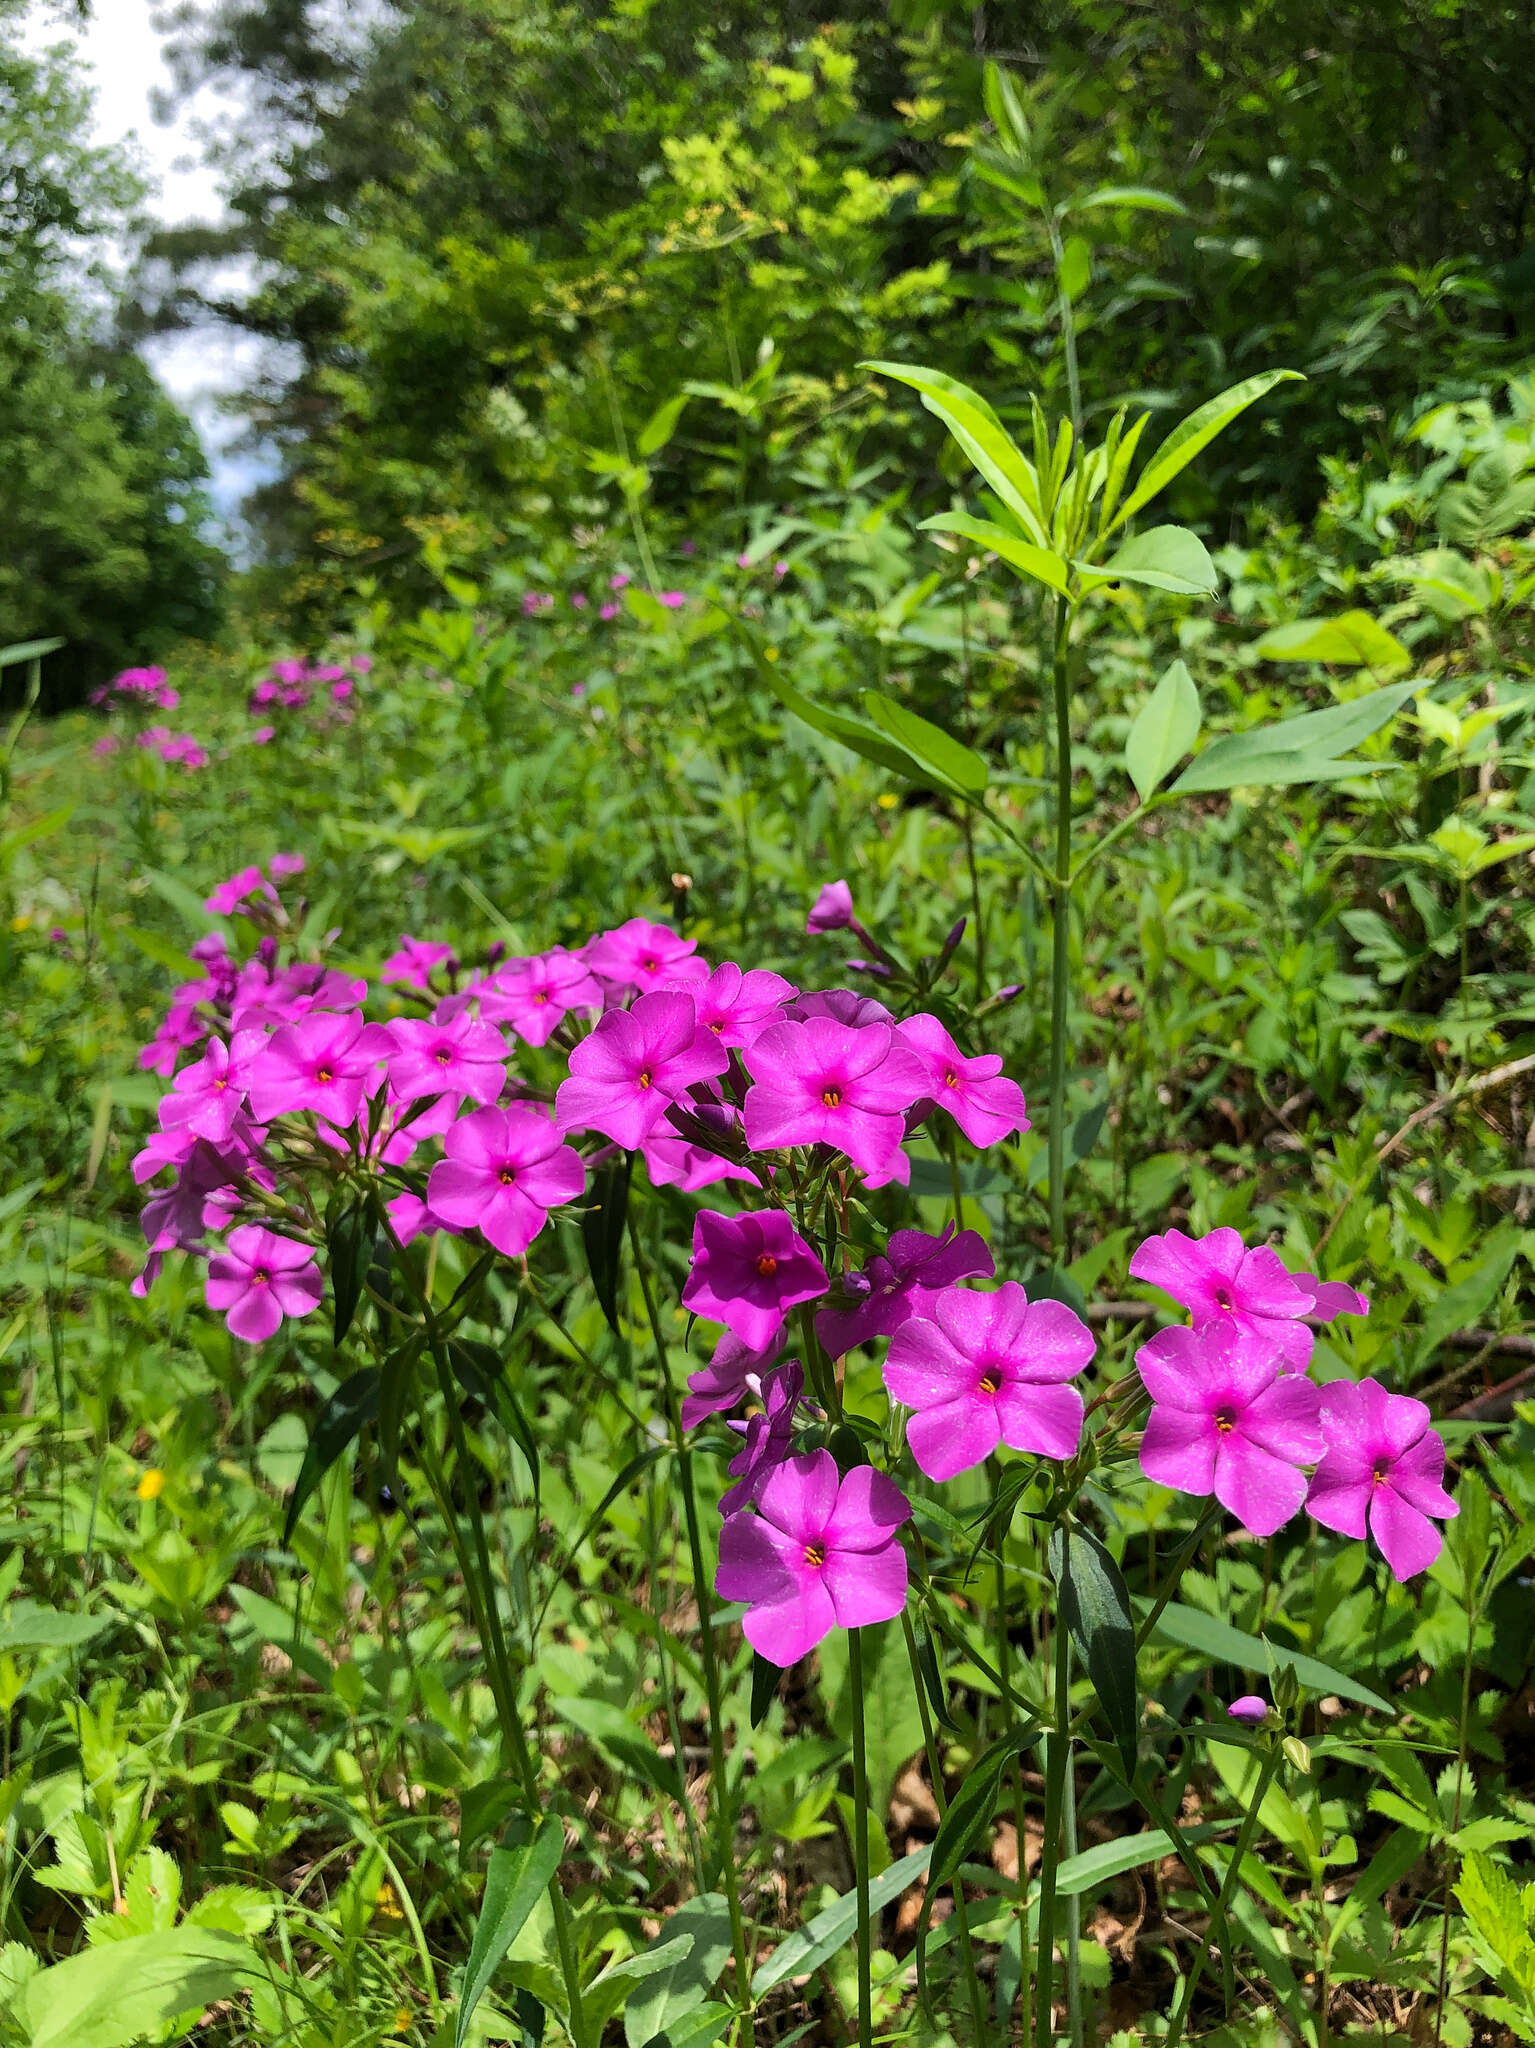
[245,654,368,742]
[132,866,1458,1675]
[87,664,208,767]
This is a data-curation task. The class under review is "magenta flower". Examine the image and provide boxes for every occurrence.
[681,1209,829,1351]
[1130,1226,1319,1373]
[721,1363,807,1513]
[248,1012,385,1126]
[678,961,796,1048]
[641,1131,755,1193]
[92,735,119,757]
[786,987,893,1028]
[658,590,686,609]
[426,1105,585,1257]
[386,1189,450,1247]
[158,1033,257,1145]
[1136,1322,1324,1537]
[206,865,269,917]
[478,948,601,1045]
[252,725,276,745]
[599,603,620,621]
[205,1226,322,1342]
[741,1018,928,1182]
[381,935,454,990]
[681,1330,784,1429]
[816,1225,994,1357]
[806,880,855,934]
[584,918,707,995]
[1227,1696,1269,1725]
[896,1013,1030,1147]
[884,1283,1091,1481]
[610,571,631,591]
[555,991,727,1149]
[1295,1273,1371,1322]
[383,1015,508,1107]
[1305,1377,1458,1580]
[716,1451,910,1665]
[269,852,305,881]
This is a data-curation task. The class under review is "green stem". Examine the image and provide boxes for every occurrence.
[849,1626,873,2048]
[1163,1747,1284,2048]
[628,1215,753,2006]
[1034,1612,1072,2048]
[900,1612,989,2046]
[1061,1702,1083,2048]
[994,1549,1032,2044]
[1134,1501,1221,1656]
[1433,1591,1479,2048]
[1046,594,1074,1260]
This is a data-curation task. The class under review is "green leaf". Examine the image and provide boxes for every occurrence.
[1146,1601,1392,1713]
[582,1150,632,1333]
[750,1652,781,1727]
[1058,234,1091,301]
[754,1845,931,1993]
[624,1894,733,2048]
[1053,1823,1224,1896]
[586,1934,695,2036]
[636,393,689,459]
[914,1723,1035,2000]
[861,360,1049,544]
[918,512,1071,597]
[1051,1525,1138,1772]
[325,1194,376,1348]
[1254,611,1411,673]
[19,1927,259,2048]
[732,621,919,782]
[0,637,65,668]
[1088,525,1217,595]
[1415,1222,1522,1369]
[457,1817,565,2048]
[1331,1827,1427,1943]
[0,1603,112,1654]
[551,1696,684,1805]
[1171,679,1419,792]
[120,926,202,982]
[862,690,988,797]
[1125,658,1201,801]
[2,803,73,858]
[283,1369,379,1545]
[1071,184,1188,216]
[1110,369,1303,532]
[642,2003,731,2048]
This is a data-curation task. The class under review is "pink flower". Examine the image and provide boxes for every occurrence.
[741,1017,928,1182]
[806,880,855,935]
[252,725,276,745]
[895,1013,1030,1147]
[1227,1696,1269,1725]
[426,1105,585,1257]
[585,917,707,995]
[381,935,455,990]
[478,948,601,1046]
[641,1132,754,1193]
[736,551,752,569]
[92,735,119,757]
[1305,1378,1458,1580]
[269,852,305,880]
[1136,1322,1324,1537]
[1130,1226,1318,1373]
[205,1225,322,1342]
[721,1362,806,1513]
[716,1450,910,1665]
[676,961,796,1048]
[816,1225,994,1357]
[786,987,893,1028]
[571,592,588,609]
[206,865,268,917]
[773,560,789,578]
[248,1011,384,1125]
[682,1330,784,1429]
[158,1033,257,1145]
[610,572,631,590]
[599,603,620,621]
[383,1015,508,1107]
[658,591,686,609]
[330,678,354,702]
[386,1190,450,1248]
[554,991,728,1148]
[1295,1273,1371,1322]
[884,1283,1091,1481]
[351,656,372,674]
[681,1208,829,1350]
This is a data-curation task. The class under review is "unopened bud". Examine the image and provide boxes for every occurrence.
[1282,1736,1312,1775]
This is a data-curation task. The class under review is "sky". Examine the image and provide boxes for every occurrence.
[21,0,283,529]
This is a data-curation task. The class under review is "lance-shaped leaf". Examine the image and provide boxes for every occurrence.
[457,1816,565,2048]
[914,1722,1040,2001]
[1083,524,1217,595]
[283,1369,379,1544]
[1070,184,1188,216]
[1254,610,1411,673]
[862,689,989,797]
[1171,678,1419,793]
[0,636,65,669]
[1050,1524,1138,1773]
[1125,658,1201,801]
[861,360,1049,544]
[1109,369,1303,534]
[754,1845,932,1993]
[734,621,919,781]
[918,511,1071,597]
[325,1193,377,1347]
[624,1894,734,2048]
[582,1150,632,1332]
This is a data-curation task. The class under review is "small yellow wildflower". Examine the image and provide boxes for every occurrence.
[877,793,898,810]
[136,1468,165,1502]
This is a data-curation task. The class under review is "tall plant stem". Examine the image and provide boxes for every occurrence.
[900,1612,989,2043]
[1034,1610,1073,2048]
[849,1626,874,2048]
[1046,594,1074,1260]
[628,1215,753,2006]
[993,1550,1032,2045]
[1163,1748,1283,2048]
[1433,1590,1479,2048]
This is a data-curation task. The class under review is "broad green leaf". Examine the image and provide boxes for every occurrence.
[1415,1222,1522,1368]
[283,1369,379,1545]
[754,1845,930,1993]
[642,2002,733,2048]
[1125,658,1201,800]
[862,360,1049,544]
[918,512,1071,597]
[1051,1524,1138,1773]
[862,690,989,797]
[981,61,1031,158]
[586,1934,695,2036]
[1071,184,1189,216]
[457,1817,564,2048]
[20,1927,260,2048]
[1254,610,1411,673]
[0,1603,112,1654]
[1058,234,1091,301]
[623,1894,733,2048]
[636,393,689,458]
[1110,369,1303,532]
[227,1586,331,1688]
[1171,679,1419,792]
[1146,1601,1391,1713]
[0,637,65,668]
[1086,525,1217,595]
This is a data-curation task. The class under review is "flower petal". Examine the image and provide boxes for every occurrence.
[824,1538,909,1629]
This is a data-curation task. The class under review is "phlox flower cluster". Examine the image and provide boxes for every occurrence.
[246,655,368,735]
[133,866,1458,1667]
[136,727,207,769]
[90,665,179,711]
